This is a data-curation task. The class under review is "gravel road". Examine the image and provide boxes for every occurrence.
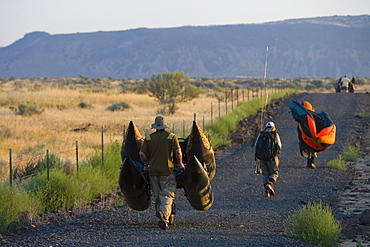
[2,92,369,247]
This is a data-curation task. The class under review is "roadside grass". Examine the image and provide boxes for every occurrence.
[356,109,370,118]
[326,156,347,171]
[326,145,360,170]
[341,145,359,162]
[0,185,32,235]
[207,89,296,149]
[285,201,341,247]
[0,142,121,234]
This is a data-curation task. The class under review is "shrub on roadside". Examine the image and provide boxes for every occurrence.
[0,185,31,235]
[355,109,370,118]
[326,155,347,171]
[35,152,65,174]
[285,201,341,247]
[206,90,295,149]
[86,141,121,181]
[26,170,80,212]
[341,145,359,162]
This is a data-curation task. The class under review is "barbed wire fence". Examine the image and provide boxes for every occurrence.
[2,82,293,188]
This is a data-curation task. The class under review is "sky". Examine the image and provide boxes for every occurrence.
[1,0,369,47]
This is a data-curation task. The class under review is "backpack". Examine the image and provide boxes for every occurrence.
[255,131,276,161]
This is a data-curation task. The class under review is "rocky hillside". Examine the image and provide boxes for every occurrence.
[0,15,369,79]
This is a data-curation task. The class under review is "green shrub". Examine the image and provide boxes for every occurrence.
[18,143,45,156]
[107,101,131,111]
[326,156,347,171]
[8,106,17,112]
[78,101,91,109]
[17,102,44,116]
[342,145,359,162]
[0,185,31,235]
[355,109,370,118]
[76,164,114,203]
[87,141,122,181]
[35,152,65,173]
[285,202,341,247]
[57,104,68,110]
[26,170,80,211]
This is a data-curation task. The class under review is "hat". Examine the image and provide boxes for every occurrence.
[265,122,275,128]
[151,116,169,130]
[302,101,314,112]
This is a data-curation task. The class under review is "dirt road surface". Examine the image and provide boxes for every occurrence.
[2,92,370,246]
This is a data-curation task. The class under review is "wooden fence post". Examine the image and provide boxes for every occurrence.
[76,141,79,177]
[46,149,50,181]
[9,149,13,186]
[211,103,213,123]
[231,88,234,111]
[218,100,221,119]
[182,120,186,138]
[101,127,104,166]
[236,88,239,105]
[225,92,228,115]
[123,125,126,141]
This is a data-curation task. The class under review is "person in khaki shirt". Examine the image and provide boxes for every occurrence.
[139,116,184,230]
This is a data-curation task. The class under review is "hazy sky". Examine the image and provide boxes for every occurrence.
[1,0,369,47]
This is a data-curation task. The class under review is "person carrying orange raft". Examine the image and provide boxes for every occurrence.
[289,101,336,169]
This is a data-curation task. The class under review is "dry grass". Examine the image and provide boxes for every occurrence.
[0,85,223,181]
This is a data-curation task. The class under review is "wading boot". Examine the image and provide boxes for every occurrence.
[156,211,168,230]
[307,157,316,169]
[264,181,275,196]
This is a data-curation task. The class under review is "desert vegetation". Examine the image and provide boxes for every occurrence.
[326,144,361,170]
[0,75,368,182]
[285,201,341,247]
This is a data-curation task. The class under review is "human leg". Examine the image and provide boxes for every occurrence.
[149,176,161,212]
[155,174,176,229]
[265,158,279,196]
[307,152,317,169]
[260,160,275,197]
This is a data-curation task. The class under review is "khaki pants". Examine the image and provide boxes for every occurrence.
[150,174,176,222]
[260,156,279,184]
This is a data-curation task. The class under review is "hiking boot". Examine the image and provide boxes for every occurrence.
[265,183,275,196]
[156,211,168,230]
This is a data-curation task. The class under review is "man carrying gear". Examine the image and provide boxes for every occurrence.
[339,75,354,93]
[139,116,184,230]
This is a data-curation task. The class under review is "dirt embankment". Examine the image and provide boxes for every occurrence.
[2,92,370,247]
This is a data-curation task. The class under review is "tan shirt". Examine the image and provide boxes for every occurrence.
[140,130,180,176]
